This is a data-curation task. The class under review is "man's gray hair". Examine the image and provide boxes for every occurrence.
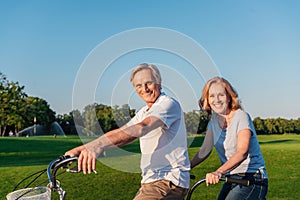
[130,63,162,85]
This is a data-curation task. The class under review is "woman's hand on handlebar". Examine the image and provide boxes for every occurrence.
[205,171,222,186]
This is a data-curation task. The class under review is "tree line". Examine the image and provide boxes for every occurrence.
[56,104,211,136]
[56,107,300,136]
[1,72,299,136]
[0,72,55,136]
[253,117,300,134]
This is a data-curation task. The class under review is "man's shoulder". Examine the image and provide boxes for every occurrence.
[157,95,182,111]
[158,93,179,105]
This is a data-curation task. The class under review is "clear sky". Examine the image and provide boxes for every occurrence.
[0,0,299,119]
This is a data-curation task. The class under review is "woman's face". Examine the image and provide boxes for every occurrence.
[208,83,230,115]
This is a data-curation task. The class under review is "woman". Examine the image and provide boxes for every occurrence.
[190,77,268,200]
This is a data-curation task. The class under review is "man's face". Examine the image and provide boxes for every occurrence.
[132,69,161,108]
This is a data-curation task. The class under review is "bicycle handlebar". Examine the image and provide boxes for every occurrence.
[47,155,78,188]
[186,177,250,200]
[225,177,250,186]
[46,156,78,200]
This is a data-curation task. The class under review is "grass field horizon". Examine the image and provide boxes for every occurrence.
[1,134,299,199]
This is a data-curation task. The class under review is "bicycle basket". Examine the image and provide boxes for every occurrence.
[6,186,51,200]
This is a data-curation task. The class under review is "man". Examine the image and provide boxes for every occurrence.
[65,63,190,199]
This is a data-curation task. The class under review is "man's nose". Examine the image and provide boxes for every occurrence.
[142,84,149,91]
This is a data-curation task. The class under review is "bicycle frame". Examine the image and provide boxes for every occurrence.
[186,177,250,200]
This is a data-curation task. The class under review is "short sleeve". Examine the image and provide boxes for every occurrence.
[147,97,181,128]
[237,111,256,135]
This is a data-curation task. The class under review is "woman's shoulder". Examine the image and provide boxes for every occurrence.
[234,109,252,120]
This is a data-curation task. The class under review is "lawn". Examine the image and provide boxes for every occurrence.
[0,134,299,199]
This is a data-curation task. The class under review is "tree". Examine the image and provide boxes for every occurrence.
[72,109,84,127]
[294,118,300,134]
[24,97,56,126]
[0,79,27,135]
[94,104,116,133]
[56,110,83,135]
[184,110,209,134]
[0,71,57,136]
[83,104,102,136]
[0,73,7,135]
[253,117,265,134]
[198,111,209,133]
[112,104,134,128]
[184,111,200,134]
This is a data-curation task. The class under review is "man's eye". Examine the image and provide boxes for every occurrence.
[146,82,153,86]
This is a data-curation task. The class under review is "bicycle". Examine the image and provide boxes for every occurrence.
[6,155,79,200]
[7,156,250,200]
[186,176,250,200]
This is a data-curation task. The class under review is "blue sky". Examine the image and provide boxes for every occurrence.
[0,0,299,119]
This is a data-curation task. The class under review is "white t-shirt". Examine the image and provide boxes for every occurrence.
[126,93,190,188]
[208,109,268,178]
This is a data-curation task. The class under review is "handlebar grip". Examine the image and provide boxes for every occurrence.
[59,155,70,160]
[225,177,250,186]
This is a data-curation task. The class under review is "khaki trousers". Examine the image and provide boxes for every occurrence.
[133,180,188,200]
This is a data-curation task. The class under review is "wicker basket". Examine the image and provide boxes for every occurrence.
[6,186,51,200]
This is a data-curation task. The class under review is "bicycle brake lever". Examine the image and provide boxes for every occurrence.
[66,166,79,173]
[66,166,98,174]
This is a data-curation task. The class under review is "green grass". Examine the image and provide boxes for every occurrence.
[1,134,299,199]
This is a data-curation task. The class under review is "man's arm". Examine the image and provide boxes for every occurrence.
[65,116,164,174]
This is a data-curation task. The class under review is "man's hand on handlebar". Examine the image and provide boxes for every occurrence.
[64,145,105,175]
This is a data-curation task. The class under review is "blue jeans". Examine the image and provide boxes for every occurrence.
[218,174,268,200]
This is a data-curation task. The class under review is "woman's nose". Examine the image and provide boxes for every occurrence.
[213,96,220,103]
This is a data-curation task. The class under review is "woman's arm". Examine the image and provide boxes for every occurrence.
[206,128,251,185]
[216,128,251,174]
[190,129,214,169]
